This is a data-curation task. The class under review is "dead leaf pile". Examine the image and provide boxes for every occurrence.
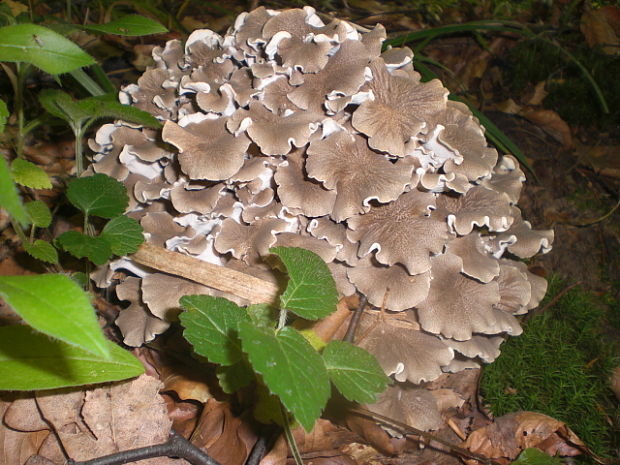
[1,374,186,465]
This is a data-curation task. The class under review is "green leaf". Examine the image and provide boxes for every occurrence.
[0,156,29,226]
[179,295,251,366]
[247,303,278,328]
[56,230,112,265]
[0,24,95,74]
[66,173,128,218]
[322,340,390,404]
[101,215,144,256]
[79,94,162,128]
[0,98,8,133]
[24,200,51,227]
[0,274,110,358]
[239,324,330,431]
[81,14,168,36]
[216,361,254,394]
[270,247,338,321]
[511,449,562,465]
[0,326,143,390]
[11,158,52,189]
[39,89,90,126]
[24,239,58,264]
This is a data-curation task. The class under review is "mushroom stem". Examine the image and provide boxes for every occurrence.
[131,243,280,304]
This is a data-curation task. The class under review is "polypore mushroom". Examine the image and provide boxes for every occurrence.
[91,6,554,434]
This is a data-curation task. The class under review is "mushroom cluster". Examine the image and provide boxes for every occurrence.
[91,7,553,429]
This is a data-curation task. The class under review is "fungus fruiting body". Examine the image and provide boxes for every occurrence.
[92,6,553,431]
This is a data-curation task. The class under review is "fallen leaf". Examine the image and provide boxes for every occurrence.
[190,399,257,465]
[35,374,186,464]
[1,397,50,465]
[520,108,572,148]
[463,411,586,464]
[581,6,620,55]
[259,434,287,465]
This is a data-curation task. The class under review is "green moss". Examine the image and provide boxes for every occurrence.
[480,275,619,460]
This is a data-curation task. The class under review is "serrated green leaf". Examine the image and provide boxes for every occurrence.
[179,295,251,366]
[270,247,338,321]
[512,449,562,465]
[0,325,143,390]
[24,239,58,264]
[24,200,52,227]
[0,98,8,133]
[0,24,95,74]
[39,89,90,125]
[239,323,330,431]
[216,361,254,394]
[11,158,52,189]
[79,94,162,128]
[0,156,29,226]
[56,231,112,265]
[66,173,128,218]
[247,303,278,328]
[81,14,168,36]
[0,274,110,358]
[101,215,144,256]
[254,381,285,426]
[322,340,390,404]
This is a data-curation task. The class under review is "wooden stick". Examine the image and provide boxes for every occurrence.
[131,243,280,304]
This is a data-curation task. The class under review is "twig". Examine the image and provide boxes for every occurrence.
[343,294,367,343]
[349,407,504,465]
[131,243,280,305]
[67,430,222,465]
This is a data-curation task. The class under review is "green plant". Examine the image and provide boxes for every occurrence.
[179,246,390,464]
[481,275,620,460]
[0,4,168,391]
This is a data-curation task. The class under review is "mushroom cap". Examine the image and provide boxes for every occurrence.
[162,118,250,180]
[306,131,413,221]
[357,311,454,383]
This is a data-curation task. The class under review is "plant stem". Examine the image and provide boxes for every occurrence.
[15,63,26,157]
[277,308,288,331]
[74,125,84,175]
[11,219,28,244]
[279,402,304,465]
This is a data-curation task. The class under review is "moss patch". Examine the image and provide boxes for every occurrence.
[480,275,619,459]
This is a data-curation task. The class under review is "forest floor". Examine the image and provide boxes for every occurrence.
[0,1,619,464]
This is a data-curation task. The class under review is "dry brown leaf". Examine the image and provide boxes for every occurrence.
[133,346,215,403]
[34,375,186,465]
[525,82,549,106]
[575,143,620,179]
[1,398,51,465]
[344,412,404,456]
[463,411,586,464]
[520,108,572,148]
[259,434,288,465]
[581,6,620,55]
[4,397,49,432]
[190,399,257,465]
[162,394,201,439]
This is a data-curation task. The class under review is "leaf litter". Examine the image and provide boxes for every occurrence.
[2,1,619,464]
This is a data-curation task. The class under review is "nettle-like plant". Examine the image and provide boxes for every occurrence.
[178,246,389,457]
